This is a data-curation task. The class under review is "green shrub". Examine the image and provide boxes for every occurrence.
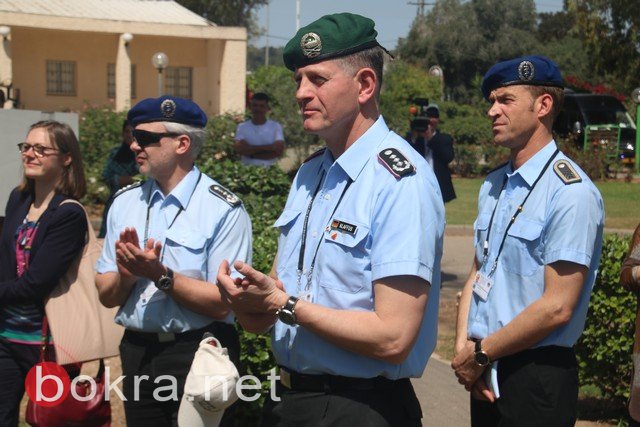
[576,233,635,405]
[198,154,291,426]
[78,106,127,205]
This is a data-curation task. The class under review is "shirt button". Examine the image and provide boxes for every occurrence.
[312,231,318,238]
[324,194,331,200]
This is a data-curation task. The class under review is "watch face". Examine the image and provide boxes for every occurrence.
[278,310,296,326]
[475,351,490,367]
[157,276,173,291]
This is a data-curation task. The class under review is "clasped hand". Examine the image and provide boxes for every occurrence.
[115,227,165,281]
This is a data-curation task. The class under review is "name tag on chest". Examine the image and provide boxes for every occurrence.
[472,272,493,301]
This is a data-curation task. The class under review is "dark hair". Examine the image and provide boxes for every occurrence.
[18,120,87,199]
[122,119,131,132]
[336,46,385,100]
[251,92,270,103]
[527,86,565,121]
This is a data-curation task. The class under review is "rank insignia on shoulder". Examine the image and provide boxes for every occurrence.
[209,184,242,207]
[303,147,326,163]
[378,148,415,178]
[553,160,582,185]
[113,181,143,198]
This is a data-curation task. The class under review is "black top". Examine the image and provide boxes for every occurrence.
[407,131,457,203]
[0,189,87,306]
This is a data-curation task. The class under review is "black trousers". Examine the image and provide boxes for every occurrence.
[0,338,40,427]
[119,322,240,427]
[470,346,578,427]
[261,371,423,427]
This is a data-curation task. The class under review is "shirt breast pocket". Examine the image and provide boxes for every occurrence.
[474,213,491,249]
[273,209,302,264]
[503,219,544,276]
[319,220,370,294]
[164,229,208,274]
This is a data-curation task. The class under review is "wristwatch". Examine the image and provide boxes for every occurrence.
[474,339,491,367]
[155,267,174,292]
[276,296,299,325]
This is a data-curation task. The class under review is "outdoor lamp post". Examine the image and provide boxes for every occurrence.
[429,65,444,101]
[632,87,640,175]
[152,52,169,97]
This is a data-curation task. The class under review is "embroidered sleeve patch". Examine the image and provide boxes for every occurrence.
[377,148,415,178]
[209,184,242,207]
[553,160,582,185]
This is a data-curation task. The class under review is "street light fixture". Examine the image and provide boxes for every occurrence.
[121,32,133,47]
[0,26,10,41]
[429,65,444,101]
[152,52,169,97]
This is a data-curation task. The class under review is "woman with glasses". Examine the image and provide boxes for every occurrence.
[0,120,87,426]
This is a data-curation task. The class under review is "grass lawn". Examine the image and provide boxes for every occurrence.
[446,178,639,230]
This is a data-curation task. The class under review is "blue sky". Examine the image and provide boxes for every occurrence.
[254,0,565,49]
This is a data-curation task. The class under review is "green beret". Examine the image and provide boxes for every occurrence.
[283,13,381,71]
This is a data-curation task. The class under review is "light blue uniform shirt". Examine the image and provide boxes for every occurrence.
[468,141,604,347]
[272,116,445,379]
[96,166,252,333]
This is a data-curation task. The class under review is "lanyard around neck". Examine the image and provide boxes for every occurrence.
[143,172,202,261]
[297,168,353,290]
[482,149,559,276]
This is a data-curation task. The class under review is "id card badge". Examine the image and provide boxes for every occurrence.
[297,290,313,302]
[472,272,493,301]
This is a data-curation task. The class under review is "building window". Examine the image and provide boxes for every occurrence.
[107,64,137,99]
[165,67,192,99]
[46,60,76,96]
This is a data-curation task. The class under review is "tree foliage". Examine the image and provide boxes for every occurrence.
[397,0,539,100]
[567,0,640,93]
[176,0,267,38]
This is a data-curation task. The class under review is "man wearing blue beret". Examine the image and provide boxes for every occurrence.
[217,12,445,426]
[95,96,252,426]
[452,56,604,425]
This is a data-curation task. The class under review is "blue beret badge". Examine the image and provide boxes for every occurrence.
[161,99,177,118]
[301,32,322,58]
[518,60,535,82]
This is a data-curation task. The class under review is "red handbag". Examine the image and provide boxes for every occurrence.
[25,317,111,427]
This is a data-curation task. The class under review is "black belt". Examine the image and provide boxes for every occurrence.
[500,345,576,367]
[123,321,235,344]
[279,367,408,392]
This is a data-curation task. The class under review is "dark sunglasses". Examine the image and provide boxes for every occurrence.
[132,129,182,147]
[17,142,60,157]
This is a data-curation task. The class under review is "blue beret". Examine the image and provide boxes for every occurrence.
[127,96,207,128]
[481,55,563,100]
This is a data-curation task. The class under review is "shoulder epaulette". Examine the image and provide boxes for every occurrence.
[209,184,242,207]
[553,159,582,185]
[113,181,143,199]
[377,148,415,178]
[303,147,326,163]
[487,161,509,175]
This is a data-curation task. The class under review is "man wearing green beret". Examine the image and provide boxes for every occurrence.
[217,12,445,426]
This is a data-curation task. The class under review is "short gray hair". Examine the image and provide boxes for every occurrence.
[163,122,208,159]
[335,46,385,100]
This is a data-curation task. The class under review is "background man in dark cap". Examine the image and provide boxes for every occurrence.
[452,55,604,426]
[217,12,445,426]
[95,96,252,426]
[407,103,456,203]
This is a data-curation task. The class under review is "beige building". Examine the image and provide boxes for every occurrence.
[0,0,247,116]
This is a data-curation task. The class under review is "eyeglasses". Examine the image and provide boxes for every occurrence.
[132,129,182,147]
[17,142,60,157]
